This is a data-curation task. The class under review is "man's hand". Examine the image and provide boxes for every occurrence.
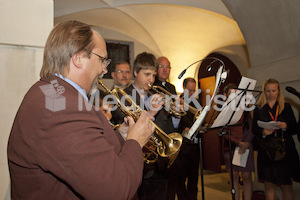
[118,117,130,140]
[149,94,164,117]
[127,111,155,147]
[172,96,183,112]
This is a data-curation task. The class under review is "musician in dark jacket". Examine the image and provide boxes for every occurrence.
[177,78,201,200]
[153,56,185,200]
[111,52,176,200]
[153,56,177,95]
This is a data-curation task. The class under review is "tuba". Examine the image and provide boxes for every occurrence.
[98,79,182,168]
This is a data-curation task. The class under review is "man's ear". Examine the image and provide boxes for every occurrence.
[111,72,115,79]
[71,53,83,69]
[133,70,138,77]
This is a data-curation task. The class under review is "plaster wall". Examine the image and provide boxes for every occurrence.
[224,0,300,120]
[0,0,53,199]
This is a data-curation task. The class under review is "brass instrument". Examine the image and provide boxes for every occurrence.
[148,84,202,121]
[98,79,182,168]
[109,121,120,130]
[148,84,186,118]
[180,98,202,121]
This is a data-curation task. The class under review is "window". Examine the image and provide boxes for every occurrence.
[103,40,134,79]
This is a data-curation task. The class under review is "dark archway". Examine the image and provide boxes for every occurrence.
[197,52,242,173]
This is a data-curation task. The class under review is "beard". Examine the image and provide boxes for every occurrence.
[119,81,130,88]
[88,75,102,96]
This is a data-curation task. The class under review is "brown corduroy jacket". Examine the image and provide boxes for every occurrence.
[7,77,143,200]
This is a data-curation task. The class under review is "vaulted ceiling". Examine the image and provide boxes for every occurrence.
[54,0,249,86]
[54,0,300,88]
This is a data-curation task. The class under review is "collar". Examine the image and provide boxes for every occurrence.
[132,83,150,110]
[132,83,149,100]
[55,74,88,101]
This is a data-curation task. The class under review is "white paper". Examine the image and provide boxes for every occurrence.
[257,120,280,129]
[186,66,225,139]
[232,147,249,167]
[211,76,257,128]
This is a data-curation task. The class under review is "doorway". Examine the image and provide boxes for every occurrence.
[197,53,242,172]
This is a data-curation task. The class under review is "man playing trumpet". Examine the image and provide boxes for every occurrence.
[7,21,154,200]
[111,52,176,200]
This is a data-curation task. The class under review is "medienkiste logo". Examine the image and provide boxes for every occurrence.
[39,80,66,112]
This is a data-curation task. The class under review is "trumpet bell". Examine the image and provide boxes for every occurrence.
[157,132,182,157]
[157,132,182,168]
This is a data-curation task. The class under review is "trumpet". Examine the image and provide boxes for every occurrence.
[98,79,182,168]
[148,84,186,118]
[180,98,202,121]
[148,84,202,120]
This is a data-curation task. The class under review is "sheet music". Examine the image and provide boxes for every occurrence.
[185,66,224,140]
[211,77,256,128]
[257,120,280,129]
[232,147,249,167]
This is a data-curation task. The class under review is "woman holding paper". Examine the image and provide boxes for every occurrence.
[222,83,254,200]
[252,78,300,200]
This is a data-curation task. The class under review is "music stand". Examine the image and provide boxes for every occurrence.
[184,66,227,200]
[210,77,258,200]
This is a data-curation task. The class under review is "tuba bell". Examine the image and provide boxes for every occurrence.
[98,79,182,168]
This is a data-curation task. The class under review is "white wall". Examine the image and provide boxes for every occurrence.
[247,55,300,123]
[0,0,53,199]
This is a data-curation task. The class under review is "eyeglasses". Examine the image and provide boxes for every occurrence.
[91,52,111,67]
[158,65,171,69]
[116,70,131,75]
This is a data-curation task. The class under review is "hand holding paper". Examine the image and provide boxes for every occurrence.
[232,147,249,167]
[257,120,280,129]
